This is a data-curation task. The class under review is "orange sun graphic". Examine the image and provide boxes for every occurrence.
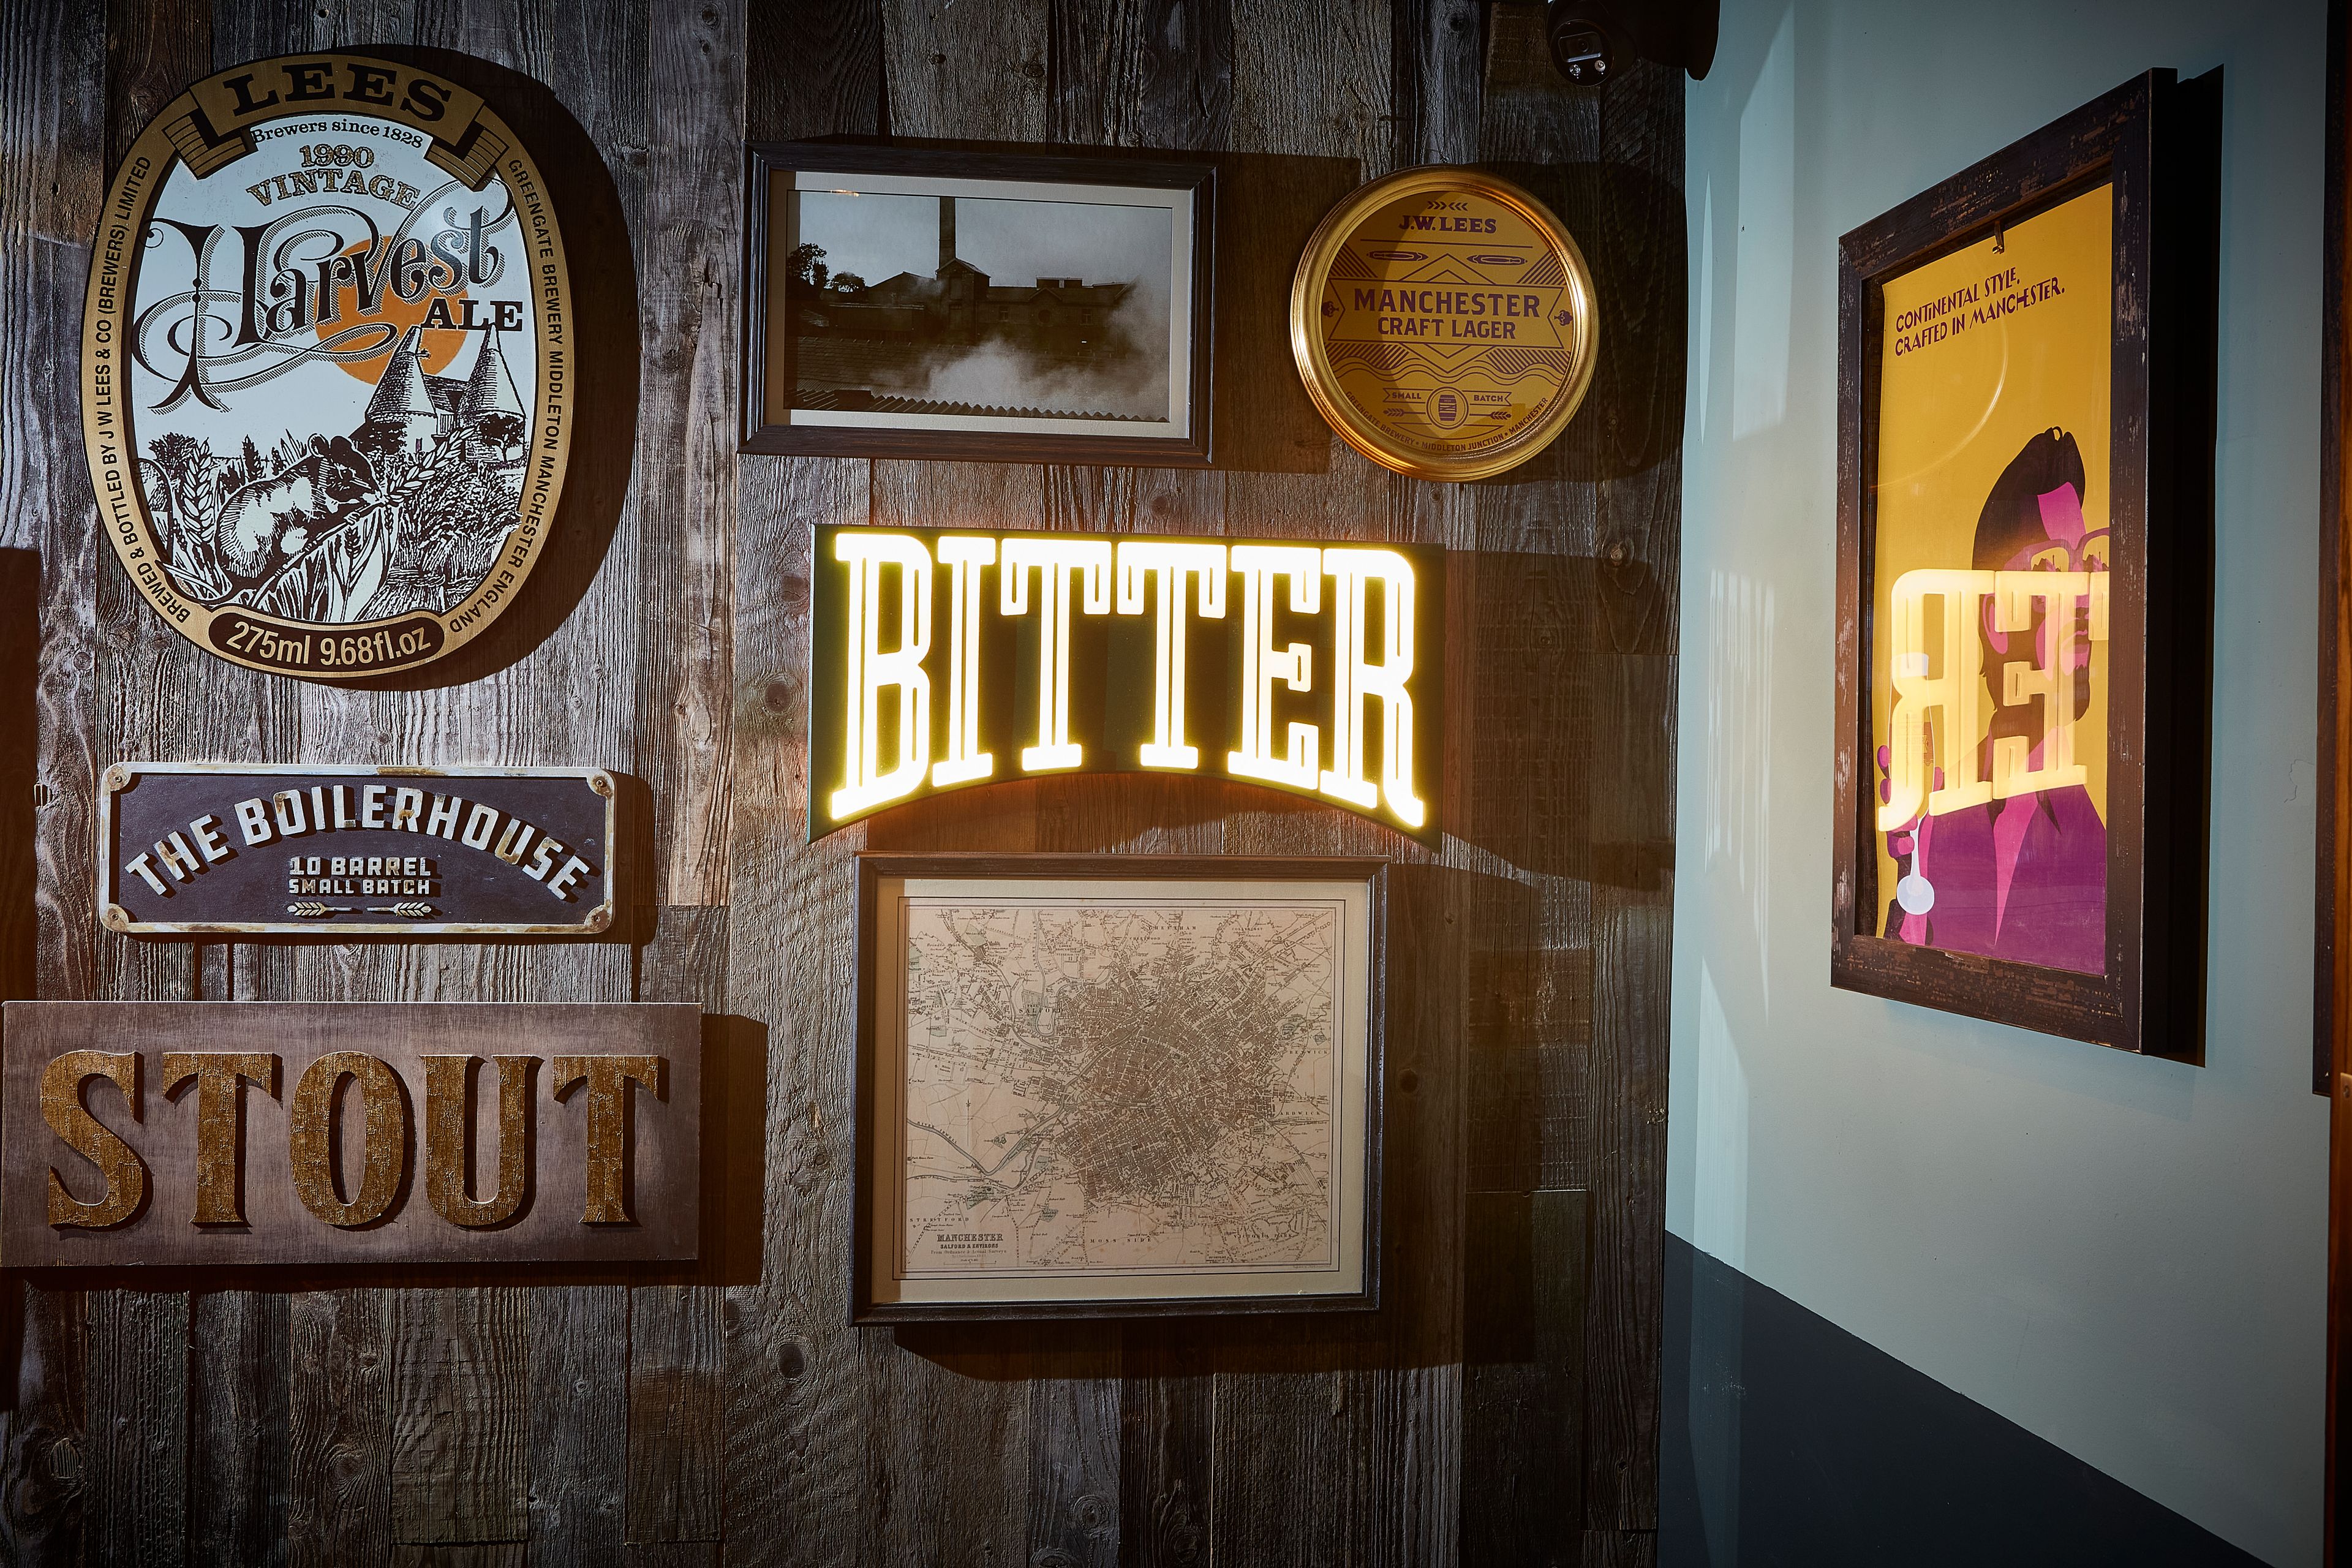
[317,241,471,382]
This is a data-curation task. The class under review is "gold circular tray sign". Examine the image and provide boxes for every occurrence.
[1291,167,1597,481]
[82,53,573,679]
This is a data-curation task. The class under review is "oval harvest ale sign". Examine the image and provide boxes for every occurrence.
[82,55,573,679]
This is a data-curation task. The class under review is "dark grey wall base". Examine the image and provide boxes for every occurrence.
[1660,1233,2267,1566]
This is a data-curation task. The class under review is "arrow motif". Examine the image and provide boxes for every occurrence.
[287,901,437,919]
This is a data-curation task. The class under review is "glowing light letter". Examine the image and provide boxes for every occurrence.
[1000,537,1112,772]
[831,532,933,820]
[932,536,997,786]
[1321,548,1425,827]
[1879,568,1992,831]
[1988,569,2098,800]
[1116,541,1228,769]
[1227,545,1323,789]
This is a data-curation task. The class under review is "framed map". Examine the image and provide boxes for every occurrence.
[853,855,1383,1320]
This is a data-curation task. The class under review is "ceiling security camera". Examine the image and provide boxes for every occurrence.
[1542,0,1719,85]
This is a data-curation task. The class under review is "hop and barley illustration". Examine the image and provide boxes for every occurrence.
[138,326,527,627]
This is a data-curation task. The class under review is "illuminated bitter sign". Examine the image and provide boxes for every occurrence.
[809,526,1444,841]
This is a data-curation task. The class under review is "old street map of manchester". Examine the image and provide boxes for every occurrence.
[898,899,1341,1278]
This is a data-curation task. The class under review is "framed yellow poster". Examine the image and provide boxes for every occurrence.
[1831,70,2219,1057]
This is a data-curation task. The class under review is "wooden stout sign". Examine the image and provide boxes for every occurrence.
[1,1002,698,1267]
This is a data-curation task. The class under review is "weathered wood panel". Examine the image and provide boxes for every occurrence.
[0,0,103,1561]
[0,0,1680,1563]
[628,907,729,1545]
[1030,1327,1123,1568]
[723,448,877,1568]
[1461,1189,1588,1566]
[1115,1322,1213,1568]
[287,1289,393,1566]
[191,1289,292,1566]
[624,1281,722,1545]
[1218,12,1433,1567]
[862,0,1059,1548]
[530,1285,630,1564]
[388,1290,532,1544]
[636,0,739,909]
[85,1291,188,1568]
[393,1545,530,1568]
[1464,13,1683,1555]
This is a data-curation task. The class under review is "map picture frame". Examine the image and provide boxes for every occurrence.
[851,854,1385,1322]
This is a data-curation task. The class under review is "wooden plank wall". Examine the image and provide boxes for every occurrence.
[0,0,1683,1562]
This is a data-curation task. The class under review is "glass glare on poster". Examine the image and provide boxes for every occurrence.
[1869,185,2114,976]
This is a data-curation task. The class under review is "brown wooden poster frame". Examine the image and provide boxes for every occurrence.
[2321,6,2351,1559]
[1830,69,2217,1058]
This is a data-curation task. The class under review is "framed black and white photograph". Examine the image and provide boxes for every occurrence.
[743,143,1214,467]
[852,855,1383,1322]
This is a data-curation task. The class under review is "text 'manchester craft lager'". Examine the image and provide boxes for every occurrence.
[1291,166,1597,481]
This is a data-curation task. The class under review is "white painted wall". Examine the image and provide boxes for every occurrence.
[1670,2,2329,1561]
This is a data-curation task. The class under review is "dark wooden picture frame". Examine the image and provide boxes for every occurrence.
[2324,0,2352,1101]
[1830,69,2218,1057]
[2321,7,2351,1559]
[851,853,1385,1322]
[742,141,1215,467]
